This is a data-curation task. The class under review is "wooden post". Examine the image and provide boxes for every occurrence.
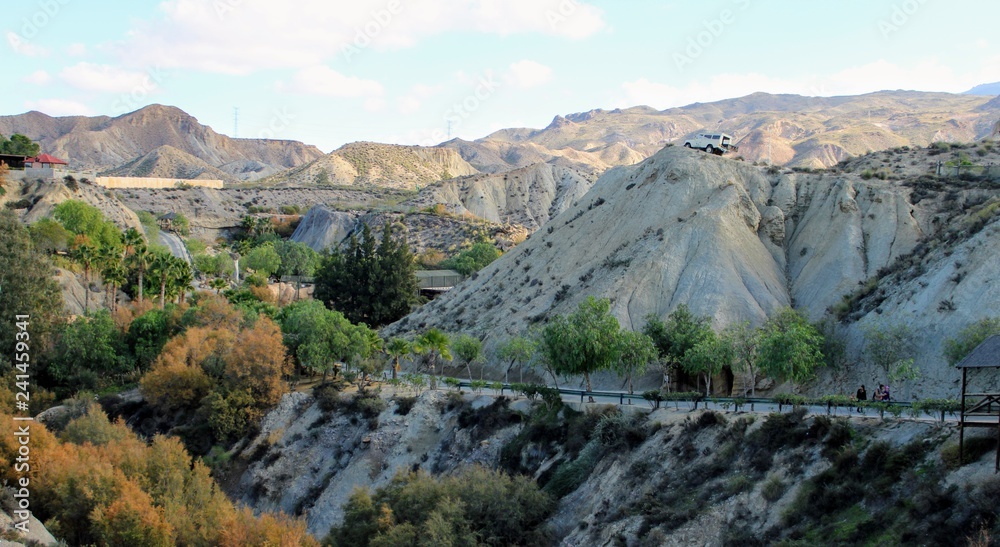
[960,367,967,466]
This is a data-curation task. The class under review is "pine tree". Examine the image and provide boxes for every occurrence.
[314,222,417,327]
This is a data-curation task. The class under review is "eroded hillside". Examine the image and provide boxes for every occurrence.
[384,144,1000,397]
[223,387,1000,545]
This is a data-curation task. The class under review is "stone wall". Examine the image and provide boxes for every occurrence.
[95,176,224,189]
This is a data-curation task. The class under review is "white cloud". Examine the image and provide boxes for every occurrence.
[276,66,384,98]
[66,43,87,56]
[397,96,422,115]
[394,83,446,115]
[6,31,48,57]
[23,70,52,85]
[24,99,94,116]
[60,63,157,93]
[506,60,553,89]
[119,0,605,74]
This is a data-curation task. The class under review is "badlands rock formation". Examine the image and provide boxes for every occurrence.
[385,145,1000,397]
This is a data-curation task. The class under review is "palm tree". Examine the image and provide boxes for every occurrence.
[208,277,229,295]
[97,244,124,309]
[414,329,451,390]
[386,338,412,381]
[149,253,174,310]
[71,237,97,315]
[172,259,194,304]
[102,259,128,313]
[125,229,151,304]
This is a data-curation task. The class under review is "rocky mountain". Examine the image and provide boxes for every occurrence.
[101,145,234,181]
[453,91,999,172]
[384,143,1000,398]
[0,105,324,181]
[261,141,479,189]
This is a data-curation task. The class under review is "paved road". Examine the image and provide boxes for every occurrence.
[378,373,961,425]
[159,231,191,264]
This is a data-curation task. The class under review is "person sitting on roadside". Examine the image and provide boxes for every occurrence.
[880,384,890,402]
[873,384,885,402]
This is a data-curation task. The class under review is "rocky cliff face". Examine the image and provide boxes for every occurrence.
[383,145,1000,397]
[231,389,999,544]
[406,161,600,232]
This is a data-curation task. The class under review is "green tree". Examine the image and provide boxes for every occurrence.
[440,241,501,276]
[172,213,190,236]
[682,330,734,396]
[314,222,418,327]
[863,322,919,385]
[497,335,537,384]
[70,237,99,315]
[101,252,128,313]
[726,321,761,396]
[0,209,63,360]
[642,305,713,390]
[148,252,177,310]
[385,338,412,381]
[46,310,131,391]
[170,259,194,304]
[280,299,370,382]
[29,218,73,254]
[53,200,121,248]
[331,467,553,547]
[274,239,320,297]
[242,243,281,280]
[451,334,482,382]
[614,330,657,395]
[0,134,40,156]
[127,308,173,371]
[208,277,229,295]
[414,329,451,390]
[757,308,825,390]
[123,227,150,303]
[944,317,1000,365]
[540,296,621,395]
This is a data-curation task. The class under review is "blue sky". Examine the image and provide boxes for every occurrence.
[3,0,998,152]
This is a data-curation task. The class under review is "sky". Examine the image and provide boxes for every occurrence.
[3,0,999,152]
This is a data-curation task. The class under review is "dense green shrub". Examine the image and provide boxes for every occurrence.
[330,467,553,547]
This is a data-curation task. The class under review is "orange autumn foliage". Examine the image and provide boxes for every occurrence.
[0,409,316,546]
[224,316,290,415]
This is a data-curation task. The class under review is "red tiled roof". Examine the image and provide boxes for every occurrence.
[26,153,68,165]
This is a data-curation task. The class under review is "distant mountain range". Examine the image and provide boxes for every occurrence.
[965,82,1000,95]
[2,90,998,185]
[0,105,324,181]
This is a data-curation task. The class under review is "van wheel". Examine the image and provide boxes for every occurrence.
[705,145,714,154]
[684,142,692,148]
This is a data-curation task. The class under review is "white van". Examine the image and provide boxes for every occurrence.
[683,133,738,155]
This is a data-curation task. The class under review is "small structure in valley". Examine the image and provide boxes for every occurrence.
[956,335,1000,471]
[416,269,464,298]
